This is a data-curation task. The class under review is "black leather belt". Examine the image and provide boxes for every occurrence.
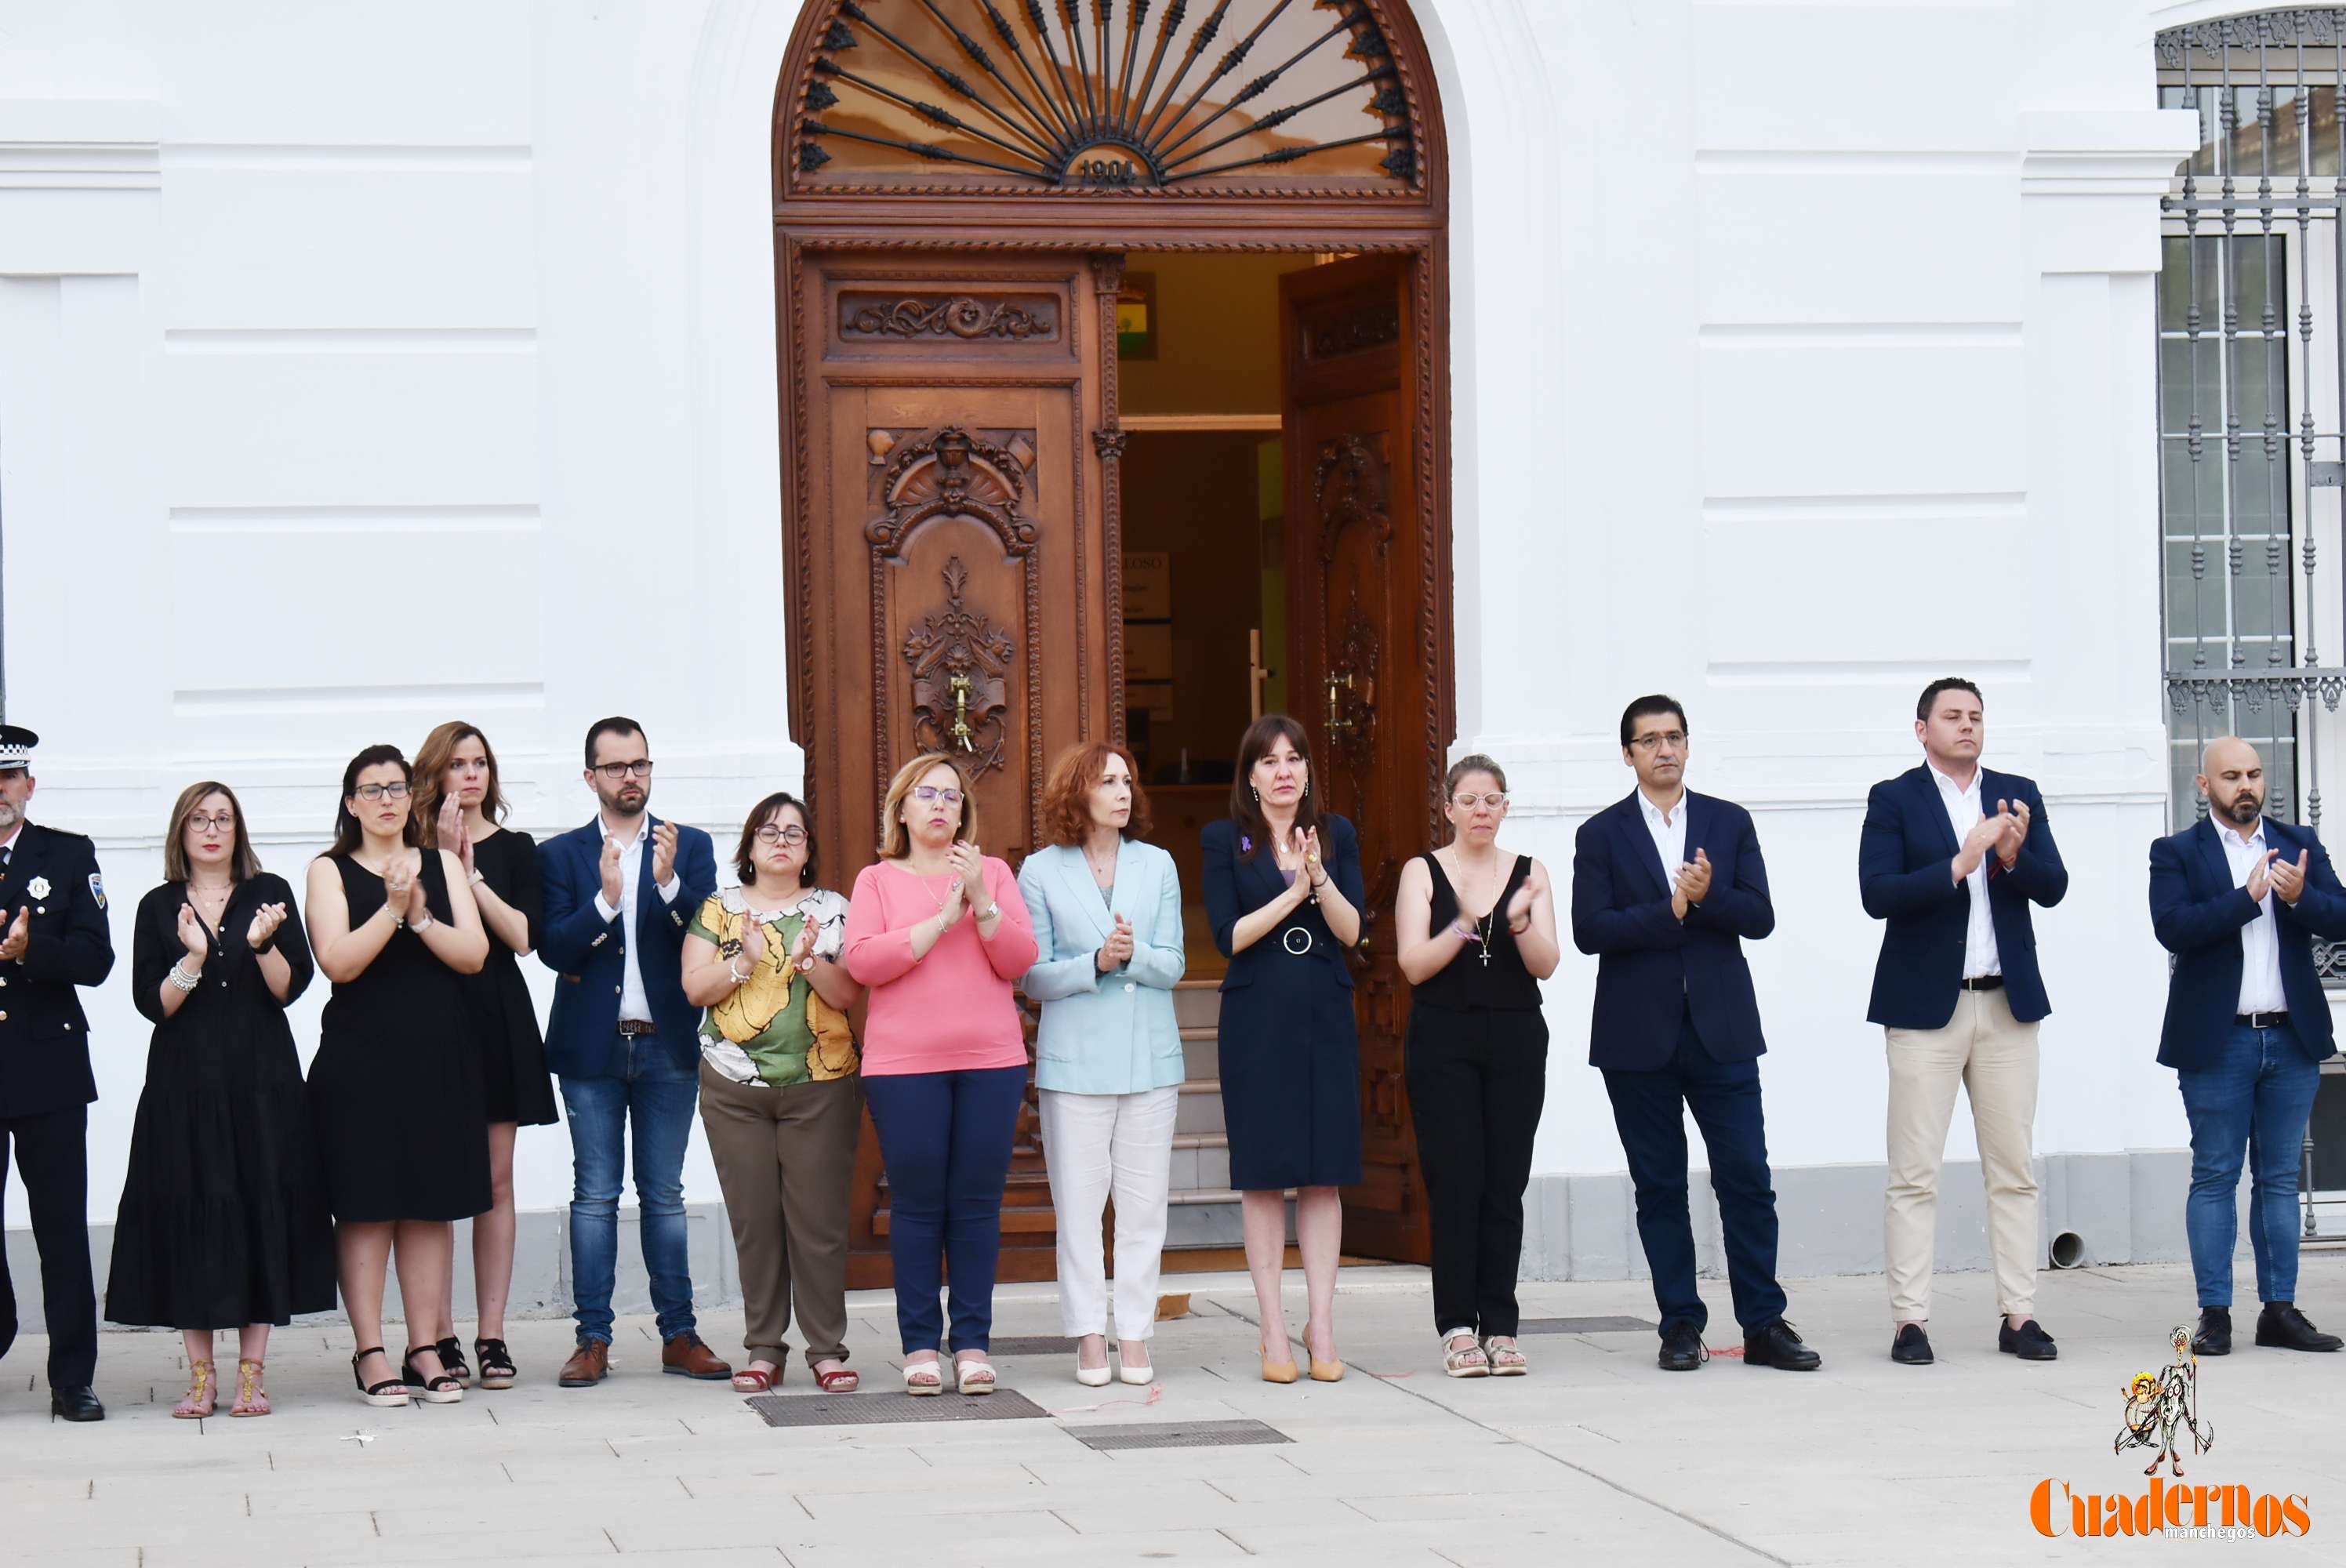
[2239,1011,2290,1029]
[617,1020,658,1036]
[1959,975,2005,992]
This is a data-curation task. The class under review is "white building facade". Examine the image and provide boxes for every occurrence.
[4,0,2317,1316]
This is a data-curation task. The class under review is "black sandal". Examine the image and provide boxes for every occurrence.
[433,1336,473,1385]
[401,1346,465,1404]
[351,1347,409,1408]
[474,1337,517,1390]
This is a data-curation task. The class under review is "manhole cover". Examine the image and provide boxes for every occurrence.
[746,1389,1051,1427]
[985,1336,1078,1356]
[1070,1418,1291,1451]
[1518,1316,1655,1334]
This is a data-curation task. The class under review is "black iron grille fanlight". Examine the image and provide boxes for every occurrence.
[795,0,1418,189]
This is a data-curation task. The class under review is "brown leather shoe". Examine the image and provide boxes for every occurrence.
[662,1331,732,1381]
[557,1341,609,1388]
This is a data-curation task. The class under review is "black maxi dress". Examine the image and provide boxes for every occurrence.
[463,828,557,1127]
[306,851,492,1222]
[105,874,338,1329]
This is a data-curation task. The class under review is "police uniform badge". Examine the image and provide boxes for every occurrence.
[26,877,49,901]
[88,873,105,911]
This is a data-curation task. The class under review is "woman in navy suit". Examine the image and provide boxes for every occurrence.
[1200,714,1364,1384]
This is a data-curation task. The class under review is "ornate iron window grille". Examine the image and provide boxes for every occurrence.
[790,0,1418,191]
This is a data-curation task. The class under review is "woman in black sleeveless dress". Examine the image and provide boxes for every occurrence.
[304,745,492,1407]
[415,720,556,1389]
[1394,755,1561,1378]
[106,782,336,1417]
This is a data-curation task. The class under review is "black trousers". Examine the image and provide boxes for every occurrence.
[1404,1004,1549,1338]
[0,1105,98,1388]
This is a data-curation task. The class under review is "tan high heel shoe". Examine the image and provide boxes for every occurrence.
[1306,1328,1344,1382]
[172,1359,216,1419]
[229,1359,271,1417]
[1260,1344,1300,1384]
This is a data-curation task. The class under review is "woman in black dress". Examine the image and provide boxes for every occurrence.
[415,720,556,1389]
[1393,755,1560,1378]
[304,745,491,1407]
[1200,715,1365,1384]
[106,782,336,1417]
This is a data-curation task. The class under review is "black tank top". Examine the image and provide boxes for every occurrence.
[1415,851,1542,1011]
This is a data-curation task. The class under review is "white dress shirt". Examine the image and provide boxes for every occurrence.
[2215,818,2287,1014]
[1637,787,1688,892]
[592,815,681,1025]
[1929,762,2001,979]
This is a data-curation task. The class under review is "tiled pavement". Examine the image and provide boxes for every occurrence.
[2,1255,2341,1566]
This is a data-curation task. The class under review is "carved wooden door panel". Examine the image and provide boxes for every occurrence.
[1280,255,1435,1266]
[790,251,1123,1287]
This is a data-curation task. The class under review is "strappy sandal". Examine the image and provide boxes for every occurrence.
[351,1347,410,1408]
[731,1362,779,1393]
[433,1337,473,1385]
[173,1359,217,1418]
[902,1356,946,1396]
[401,1346,464,1404]
[1441,1332,1490,1378]
[953,1355,997,1396]
[813,1363,859,1394]
[230,1359,271,1417]
[473,1338,517,1391]
[1483,1335,1527,1377]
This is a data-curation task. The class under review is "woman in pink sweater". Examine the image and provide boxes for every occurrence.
[842,753,1038,1395]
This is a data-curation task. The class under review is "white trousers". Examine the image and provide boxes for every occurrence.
[1039,1084,1179,1340]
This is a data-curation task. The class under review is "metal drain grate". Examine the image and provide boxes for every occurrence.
[983,1336,1078,1356]
[746,1389,1051,1427]
[1070,1418,1291,1451]
[1518,1316,1656,1334]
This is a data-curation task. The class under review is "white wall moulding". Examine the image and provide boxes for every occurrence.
[2020,108,2203,272]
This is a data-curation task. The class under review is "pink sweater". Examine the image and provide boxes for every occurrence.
[842,857,1040,1076]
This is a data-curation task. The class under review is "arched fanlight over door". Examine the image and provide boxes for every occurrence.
[787,0,1422,194]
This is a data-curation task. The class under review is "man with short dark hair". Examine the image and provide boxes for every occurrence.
[1860,679,2067,1367]
[2150,736,2346,1356]
[1571,696,1818,1373]
[538,717,725,1387]
[0,724,114,1421]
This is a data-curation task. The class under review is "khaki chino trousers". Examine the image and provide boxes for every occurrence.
[697,1061,862,1367]
[1883,986,2041,1323]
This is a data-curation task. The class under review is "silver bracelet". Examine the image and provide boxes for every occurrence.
[727,958,750,985]
[411,910,435,934]
[168,962,201,992]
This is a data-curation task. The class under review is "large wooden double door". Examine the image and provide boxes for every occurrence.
[782,246,1444,1285]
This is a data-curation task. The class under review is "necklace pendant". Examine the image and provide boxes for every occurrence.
[1480,945,1491,967]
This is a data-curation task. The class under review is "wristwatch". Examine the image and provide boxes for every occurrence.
[797,954,816,973]
[975,902,1001,923]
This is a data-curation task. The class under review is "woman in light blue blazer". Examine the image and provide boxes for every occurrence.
[1019,741,1186,1388]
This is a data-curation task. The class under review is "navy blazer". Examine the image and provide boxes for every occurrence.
[1858,764,2067,1029]
[1570,789,1774,1071]
[2149,815,2346,1069]
[1201,814,1364,993]
[536,815,717,1078]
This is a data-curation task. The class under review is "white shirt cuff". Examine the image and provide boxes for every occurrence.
[594,892,619,922]
[658,876,681,904]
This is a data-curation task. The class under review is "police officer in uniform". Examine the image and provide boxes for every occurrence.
[0,725,114,1420]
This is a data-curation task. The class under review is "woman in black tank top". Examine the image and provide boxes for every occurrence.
[1393,756,1561,1377]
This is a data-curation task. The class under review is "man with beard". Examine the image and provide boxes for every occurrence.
[0,724,114,1421]
[2150,735,2346,1356]
[539,717,726,1387]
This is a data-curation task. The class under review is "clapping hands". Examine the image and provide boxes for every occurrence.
[245,900,289,951]
[1097,912,1135,972]
[176,902,210,961]
[438,797,475,877]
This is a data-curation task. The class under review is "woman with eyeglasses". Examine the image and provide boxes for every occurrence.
[105,782,336,1417]
[304,745,491,1408]
[680,792,863,1395]
[1201,714,1366,1383]
[408,720,557,1392]
[841,753,1038,1395]
[1392,755,1561,1377]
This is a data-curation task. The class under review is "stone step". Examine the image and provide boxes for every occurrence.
[1164,1188,1295,1249]
[1172,979,1220,1029]
[1168,1131,1230,1193]
[1175,1078,1225,1135]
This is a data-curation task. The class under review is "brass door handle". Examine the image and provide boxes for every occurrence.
[950,672,975,750]
[1326,670,1354,734]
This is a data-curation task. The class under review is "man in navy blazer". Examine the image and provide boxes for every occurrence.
[1859,677,2067,1368]
[2150,735,2346,1357]
[537,717,725,1388]
[1571,695,1818,1373]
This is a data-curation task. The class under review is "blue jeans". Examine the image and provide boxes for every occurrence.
[862,1065,1027,1355]
[560,1035,700,1345]
[2179,1023,2322,1308]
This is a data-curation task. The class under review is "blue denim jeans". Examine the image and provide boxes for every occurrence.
[560,1035,701,1345]
[2179,1023,2322,1308]
[862,1065,1027,1355]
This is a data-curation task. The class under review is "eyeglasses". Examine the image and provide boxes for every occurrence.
[187,812,238,833]
[354,782,412,802]
[754,825,808,846]
[1628,731,1687,752]
[1451,793,1509,811]
[912,786,964,805]
[594,760,656,781]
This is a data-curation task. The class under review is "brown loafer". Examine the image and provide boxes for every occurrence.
[661,1331,732,1381]
[557,1341,609,1388]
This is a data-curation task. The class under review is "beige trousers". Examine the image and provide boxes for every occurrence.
[1883,987,2041,1322]
[697,1061,862,1367]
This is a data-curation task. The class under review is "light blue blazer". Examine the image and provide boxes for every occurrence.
[1017,840,1187,1094]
